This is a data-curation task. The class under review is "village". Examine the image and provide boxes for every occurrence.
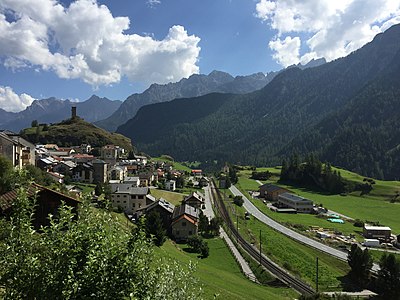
[0,124,220,246]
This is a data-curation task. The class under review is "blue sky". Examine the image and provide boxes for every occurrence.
[0,0,399,112]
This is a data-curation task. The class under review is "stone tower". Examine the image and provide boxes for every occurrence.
[71,106,77,119]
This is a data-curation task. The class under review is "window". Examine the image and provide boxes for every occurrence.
[124,195,127,198]
[117,195,120,198]
[182,221,186,227]
[123,201,126,203]
[188,231,192,235]
[133,203,135,207]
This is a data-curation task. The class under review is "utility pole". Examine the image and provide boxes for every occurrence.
[259,229,262,265]
[316,257,319,293]
[236,214,239,244]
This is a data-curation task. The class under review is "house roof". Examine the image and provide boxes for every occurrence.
[114,186,149,195]
[143,198,175,214]
[0,183,80,212]
[279,192,312,203]
[172,204,199,221]
[364,225,391,231]
[61,161,77,168]
[183,192,204,203]
[260,184,287,193]
[172,214,197,226]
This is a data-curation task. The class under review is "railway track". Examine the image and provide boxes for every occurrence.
[210,179,315,296]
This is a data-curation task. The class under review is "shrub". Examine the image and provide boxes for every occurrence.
[233,195,244,207]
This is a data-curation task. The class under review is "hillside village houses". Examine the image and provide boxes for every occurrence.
[0,130,36,168]
[1,108,205,243]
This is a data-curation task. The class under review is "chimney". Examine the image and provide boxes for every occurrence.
[71,106,77,119]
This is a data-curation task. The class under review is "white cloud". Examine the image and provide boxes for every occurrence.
[0,0,200,86]
[147,0,161,8]
[269,36,300,66]
[256,0,400,66]
[0,86,35,112]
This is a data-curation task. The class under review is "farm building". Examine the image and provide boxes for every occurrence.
[363,225,391,241]
[278,193,313,213]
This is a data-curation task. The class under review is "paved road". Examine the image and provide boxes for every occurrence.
[230,185,349,260]
[230,185,380,271]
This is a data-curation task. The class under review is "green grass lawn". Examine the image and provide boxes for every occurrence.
[156,238,297,299]
[74,183,96,195]
[223,199,350,292]
[151,189,186,206]
[237,169,400,233]
[368,249,400,262]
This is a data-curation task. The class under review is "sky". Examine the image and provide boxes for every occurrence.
[0,0,399,112]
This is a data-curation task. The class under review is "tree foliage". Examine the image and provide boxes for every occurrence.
[187,235,209,258]
[280,154,351,194]
[0,187,201,299]
[145,211,167,246]
[0,155,16,194]
[377,253,400,299]
[233,195,244,207]
[347,243,373,286]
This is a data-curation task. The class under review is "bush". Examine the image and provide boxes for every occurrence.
[353,219,364,227]
[233,195,244,207]
[187,235,209,258]
[0,190,201,299]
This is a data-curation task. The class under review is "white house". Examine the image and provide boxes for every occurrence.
[165,180,176,191]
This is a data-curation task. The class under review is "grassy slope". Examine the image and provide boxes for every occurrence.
[22,118,133,151]
[156,238,297,300]
[224,199,350,292]
[150,189,186,206]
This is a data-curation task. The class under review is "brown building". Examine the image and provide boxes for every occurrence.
[171,204,199,241]
[259,184,289,201]
[363,225,391,241]
[183,191,205,209]
[137,198,175,232]
[0,183,80,229]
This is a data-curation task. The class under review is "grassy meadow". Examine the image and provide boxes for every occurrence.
[236,168,400,233]
[221,196,350,292]
[156,238,297,300]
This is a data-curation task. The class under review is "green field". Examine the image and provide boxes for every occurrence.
[368,249,400,262]
[156,238,297,299]
[74,183,96,195]
[222,198,350,292]
[151,189,186,206]
[237,168,400,233]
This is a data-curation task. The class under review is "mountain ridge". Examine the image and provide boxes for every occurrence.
[117,23,400,179]
[0,96,122,132]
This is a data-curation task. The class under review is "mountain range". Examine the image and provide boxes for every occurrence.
[0,95,122,133]
[96,58,327,132]
[117,24,400,180]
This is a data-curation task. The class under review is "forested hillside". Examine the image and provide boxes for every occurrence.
[286,50,400,179]
[117,24,400,180]
[95,70,275,132]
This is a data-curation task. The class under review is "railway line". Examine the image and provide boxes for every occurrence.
[209,179,315,296]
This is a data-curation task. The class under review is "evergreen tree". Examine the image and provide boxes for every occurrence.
[377,254,400,299]
[347,244,373,286]
[198,211,209,234]
[145,211,167,246]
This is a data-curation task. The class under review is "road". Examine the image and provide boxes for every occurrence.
[230,185,349,260]
[230,185,380,271]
